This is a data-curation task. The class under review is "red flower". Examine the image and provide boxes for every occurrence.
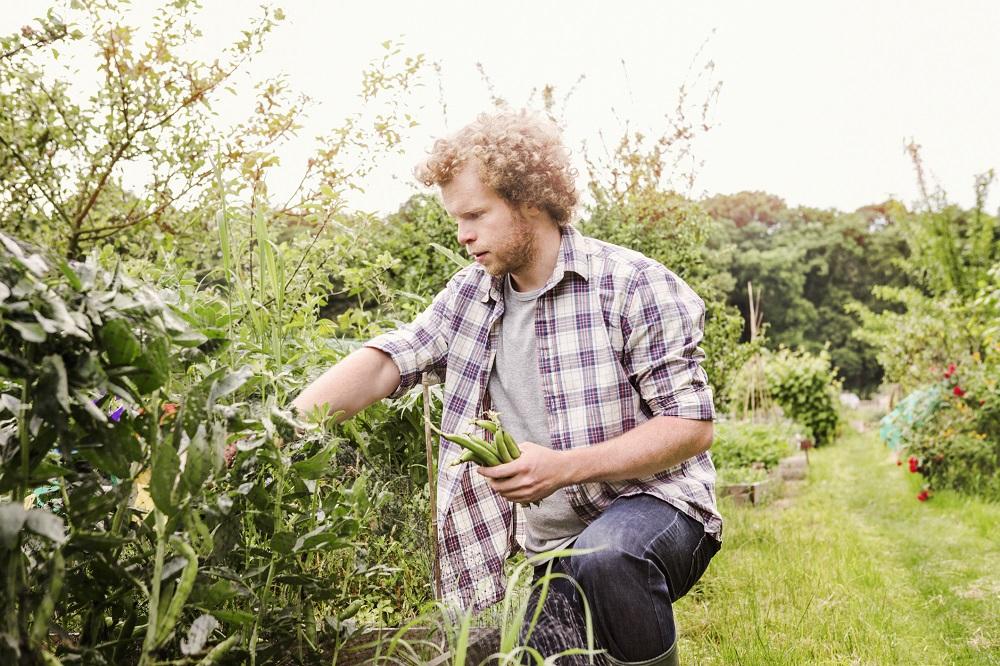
[917,490,930,502]
[953,385,966,397]
[943,363,956,379]
[908,456,920,473]
[224,442,238,467]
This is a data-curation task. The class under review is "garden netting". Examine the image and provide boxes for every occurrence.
[879,385,944,450]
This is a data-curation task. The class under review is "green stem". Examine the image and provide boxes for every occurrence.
[2,551,18,644]
[138,510,167,666]
[18,377,30,503]
[248,448,287,664]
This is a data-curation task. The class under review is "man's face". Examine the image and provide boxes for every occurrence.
[440,162,536,279]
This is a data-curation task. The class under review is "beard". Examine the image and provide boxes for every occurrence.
[484,208,537,278]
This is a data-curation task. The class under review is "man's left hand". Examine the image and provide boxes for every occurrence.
[476,441,573,503]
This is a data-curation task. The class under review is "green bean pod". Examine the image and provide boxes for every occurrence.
[474,419,499,434]
[450,449,480,466]
[338,599,363,621]
[437,430,502,466]
[468,434,504,466]
[494,427,513,463]
[504,431,522,459]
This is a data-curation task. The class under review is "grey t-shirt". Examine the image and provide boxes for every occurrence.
[488,274,587,560]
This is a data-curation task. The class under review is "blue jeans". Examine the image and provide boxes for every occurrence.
[522,494,720,663]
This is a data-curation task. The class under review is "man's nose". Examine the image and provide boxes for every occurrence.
[456,222,476,247]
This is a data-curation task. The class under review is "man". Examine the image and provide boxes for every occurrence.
[292,109,721,665]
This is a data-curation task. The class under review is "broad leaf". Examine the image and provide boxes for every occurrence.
[132,336,169,394]
[35,355,71,420]
[8,320,46,343]
[291,444,337,480]
[150,442,181,516]
[25,508,66,545]
[181,614,219,656]
[100,318,141,366]
[0,502,28,549]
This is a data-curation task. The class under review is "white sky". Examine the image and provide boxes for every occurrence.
[4,0,999,215]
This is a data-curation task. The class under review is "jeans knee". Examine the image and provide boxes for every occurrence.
[569,543,639,589]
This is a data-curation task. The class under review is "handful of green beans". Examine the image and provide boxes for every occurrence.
[433,414,522,467]
[434,413,540,507]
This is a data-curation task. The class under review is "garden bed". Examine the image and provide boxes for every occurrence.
[718,451,808,506]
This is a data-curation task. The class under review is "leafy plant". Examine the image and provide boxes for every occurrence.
[893,351,1000,501]
[710,419,798,471]
[763,347,842,446]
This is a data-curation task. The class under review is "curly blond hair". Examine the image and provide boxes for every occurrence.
[414,109,578,225]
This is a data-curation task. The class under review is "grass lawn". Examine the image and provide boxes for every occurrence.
[675,420,1000,665]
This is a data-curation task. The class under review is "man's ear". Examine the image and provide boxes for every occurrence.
[519,203,542,221]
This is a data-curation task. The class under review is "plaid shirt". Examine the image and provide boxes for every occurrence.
[365,224,720,613]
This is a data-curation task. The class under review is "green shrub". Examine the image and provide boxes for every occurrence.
[895,353,1000,501]
[765,347,842,446]
[908,432,1000,501]
[710,420,798,471]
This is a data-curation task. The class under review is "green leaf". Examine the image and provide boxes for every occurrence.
[29,461,73,481]
[150,442,182,516]
[35,355,71,420]
[74,389,108,423]
[291,444,336,480]
[100,318,141,366]
[70,531,132,549]
[0,233,48,276]
[269,531,296,555]
[208,366,252,408]
[181,423,217,494]
[43,292,89,339]
[104,417,143,464]
[80,445,130,478]
[170,328,209,347]
[25,508,66,544]
[189,580,239,608]
[9,320,46,343]
[208,609,255,626]
[0,393,21,414]
[0,502,28,549]
[132,336,169,393]
[181,614,219,656]
[429,242,471,269]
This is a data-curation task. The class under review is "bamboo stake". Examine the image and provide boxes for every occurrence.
[421,373,441,599]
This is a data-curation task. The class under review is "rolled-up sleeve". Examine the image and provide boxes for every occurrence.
[621,267,715,420]
[364,282,453,399]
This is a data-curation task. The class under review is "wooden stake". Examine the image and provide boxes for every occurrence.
[421,373,441,599]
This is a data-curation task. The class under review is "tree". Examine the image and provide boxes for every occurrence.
[708,194,910,394]
[0,1,287,258]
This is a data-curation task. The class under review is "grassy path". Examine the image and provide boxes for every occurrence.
[675,421,1000,665]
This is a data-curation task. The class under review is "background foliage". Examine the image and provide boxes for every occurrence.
[865,167,999,500]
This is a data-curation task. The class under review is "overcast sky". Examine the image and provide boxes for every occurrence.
[4,0,999,215]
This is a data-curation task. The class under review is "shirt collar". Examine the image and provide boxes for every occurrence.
[478,224,591,303]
